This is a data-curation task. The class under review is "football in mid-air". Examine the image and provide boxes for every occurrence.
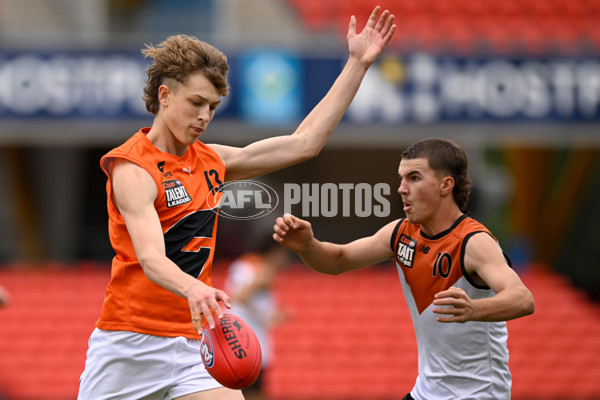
[199,312,262,389]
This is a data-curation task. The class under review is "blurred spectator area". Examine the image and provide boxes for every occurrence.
[0,263,599,400]
[0,0,307,50]
[1,0,599,52]
[0,0,600,54]
[287,0,600,54]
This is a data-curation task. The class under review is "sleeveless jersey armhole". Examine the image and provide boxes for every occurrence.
[390,218,405,252]
[108,155,161,186]
[100,156,114,178]
[202,143,227,171]
[101,154,164,215]
[460,231,494,290]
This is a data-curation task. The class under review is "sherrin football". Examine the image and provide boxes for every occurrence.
[199,312,262,389]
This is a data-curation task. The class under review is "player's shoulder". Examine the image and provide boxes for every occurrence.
[101,130,149,175]
[457,215,495,239]
[195,142,227,170]
[376,218,402,235]
[391,217,416,236]
[462,214,488,228]
[381,218,405,250]
[111,157,150,176]
[108,130,147,156]
[459,217,503,261]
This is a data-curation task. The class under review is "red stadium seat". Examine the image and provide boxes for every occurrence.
[285,0,595,53]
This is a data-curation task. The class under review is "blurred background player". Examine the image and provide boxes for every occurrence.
[0,285,10,308]
[224,236,292,400]
[273,138,535,400]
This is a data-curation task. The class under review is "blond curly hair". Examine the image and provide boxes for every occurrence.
[142,35,229,115]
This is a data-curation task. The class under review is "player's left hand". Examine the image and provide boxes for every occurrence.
[347,6,396,67]
[432,287,476,323]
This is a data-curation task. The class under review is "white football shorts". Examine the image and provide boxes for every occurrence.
[78,328,223,400]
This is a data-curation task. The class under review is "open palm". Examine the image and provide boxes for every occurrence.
[347,6,396,66]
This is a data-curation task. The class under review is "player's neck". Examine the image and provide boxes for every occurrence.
[420,205,464,238]
[146,121,189,157]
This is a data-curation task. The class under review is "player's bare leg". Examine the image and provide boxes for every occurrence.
[175,387,245,400]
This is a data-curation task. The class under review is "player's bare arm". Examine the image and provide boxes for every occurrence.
[432,232,535,323]
[210,6,396,182]
[273,213,397,275]
[111,159,231,330]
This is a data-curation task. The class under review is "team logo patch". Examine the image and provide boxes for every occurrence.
[157,161,173,179]
[163,179,192,208]
[397,234,417,268]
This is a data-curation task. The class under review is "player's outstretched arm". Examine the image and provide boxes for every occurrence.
[432,232,535,323]
[273,213,397,275]
[211,6,396,182]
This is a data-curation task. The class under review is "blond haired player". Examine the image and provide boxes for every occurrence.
[78,6,395,400]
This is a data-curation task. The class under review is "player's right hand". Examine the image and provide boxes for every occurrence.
[272,213,314,252]
[186,281,231,332]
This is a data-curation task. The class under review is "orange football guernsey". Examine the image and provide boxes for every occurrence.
[98,128,225,339]
[391,214,512,399]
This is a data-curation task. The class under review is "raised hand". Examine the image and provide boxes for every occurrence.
[347,6,396,67]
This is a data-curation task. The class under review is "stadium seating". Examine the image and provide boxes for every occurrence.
[285,0,599,53]
[0,263,599,399]
[0,263,106,400]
